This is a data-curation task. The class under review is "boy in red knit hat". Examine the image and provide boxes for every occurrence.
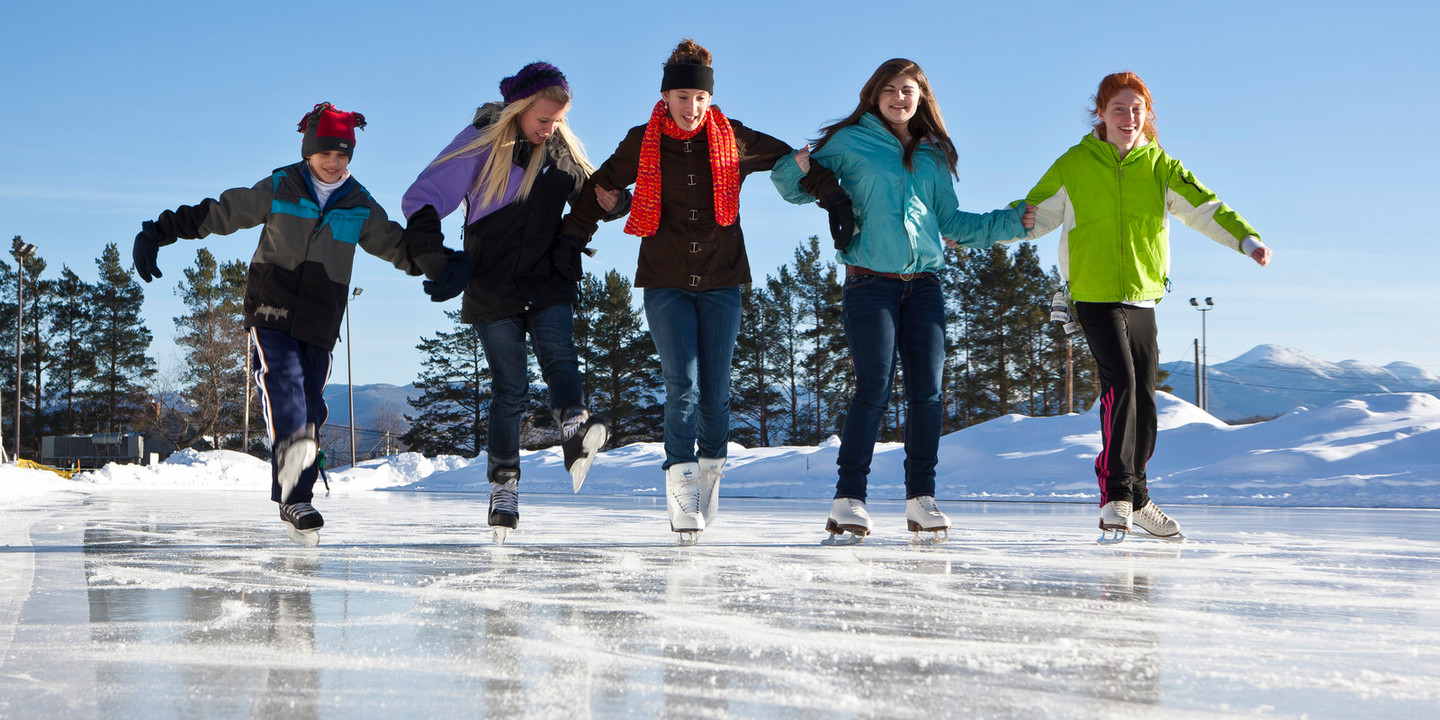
[133,102,470,546]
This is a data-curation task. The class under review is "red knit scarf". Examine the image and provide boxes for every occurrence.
[624,99,739,237]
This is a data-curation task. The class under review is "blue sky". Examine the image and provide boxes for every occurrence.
[3,0,1436,386]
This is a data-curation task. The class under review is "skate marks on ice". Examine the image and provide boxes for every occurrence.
[1,491,1439,718]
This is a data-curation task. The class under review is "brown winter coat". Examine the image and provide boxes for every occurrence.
[561,115,841,290]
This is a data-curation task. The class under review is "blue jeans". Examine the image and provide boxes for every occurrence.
[474,303,583,465]
[835,273,945,501]
[643,286,741,468]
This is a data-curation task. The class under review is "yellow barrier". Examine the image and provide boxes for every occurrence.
[16,458,75,479]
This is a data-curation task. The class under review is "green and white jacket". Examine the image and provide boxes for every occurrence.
[1023,133,1261,303]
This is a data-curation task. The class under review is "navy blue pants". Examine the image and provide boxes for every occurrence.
[252,328,331,504]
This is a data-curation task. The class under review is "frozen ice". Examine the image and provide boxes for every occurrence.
[2,488,1439,718]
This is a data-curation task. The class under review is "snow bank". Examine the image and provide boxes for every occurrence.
[8,391,1438,508]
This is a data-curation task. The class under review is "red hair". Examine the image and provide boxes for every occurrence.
[1090,71,1158,143]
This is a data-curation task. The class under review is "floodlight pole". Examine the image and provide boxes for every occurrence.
[346,287,363,468]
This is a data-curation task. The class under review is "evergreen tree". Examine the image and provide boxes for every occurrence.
[791,236,847,444]
[0,260,14,446]
[576,270,661,445]
[731,283,786,447]
[84,243,155,433]
[12,242,52,451]
[45,266,95,435]
[957,244,1023,421]
[765,267,803,445]
[402,308,489,457]
[1009,243,1056,416]
[152,249,249,450]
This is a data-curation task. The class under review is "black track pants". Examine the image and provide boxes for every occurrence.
[1075,302,1159,509]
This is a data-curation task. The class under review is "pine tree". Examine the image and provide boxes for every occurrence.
[731,283,787,447]
[957,244,1022,421]
[153,248,249,450]
[12,243,52,451]
[84,243,155,434]
[576,270,662,445]
[791,236,847,444]
[45,266,95,435]
[765,267,803,445]
[402,308,489,457]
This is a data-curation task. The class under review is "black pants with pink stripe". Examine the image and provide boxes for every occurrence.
[1075,302,1158,510]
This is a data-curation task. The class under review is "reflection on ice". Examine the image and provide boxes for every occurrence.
[1,490,1438,717]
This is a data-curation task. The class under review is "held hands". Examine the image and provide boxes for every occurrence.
[133,220,172,283]
[1021,204,1037,231]
[423,250,472,302]
[794,145,812,174]
[596,186,621,213]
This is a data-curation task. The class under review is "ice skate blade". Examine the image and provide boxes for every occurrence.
[570,424,609,493]
[285,524,320,547]
[493,527,509,545]
[1096,527,1129,545]
[910,529,949,545]
[822,532,866,546]
[674,530,700,546]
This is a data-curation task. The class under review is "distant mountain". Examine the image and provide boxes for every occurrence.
[1161,344,1440,421]
[321,383,420,428]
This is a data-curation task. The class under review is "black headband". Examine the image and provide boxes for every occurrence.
[661,64,714,93]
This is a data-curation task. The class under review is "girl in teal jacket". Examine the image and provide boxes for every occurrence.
[773,58,1032,544]
[1023,71,1272,542]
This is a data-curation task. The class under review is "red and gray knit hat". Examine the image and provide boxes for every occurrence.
[499,62,569,104]
[297,102,366,159]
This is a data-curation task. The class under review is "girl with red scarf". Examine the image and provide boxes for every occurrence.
[560,39,843,542]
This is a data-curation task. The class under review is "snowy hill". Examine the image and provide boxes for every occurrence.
[1161,344,1440,421]
[27,391,1439,510]
[321,383,419,427]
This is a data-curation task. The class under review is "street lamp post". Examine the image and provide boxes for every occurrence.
[1189,297,1214,411]
[346,287,363,468]
[12,238,37,460]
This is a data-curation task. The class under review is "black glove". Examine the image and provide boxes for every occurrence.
[404,205,449,280]
[423,250,471,302]
[818,191,856,252]
[133,220,173,283]
[551,234,590,281]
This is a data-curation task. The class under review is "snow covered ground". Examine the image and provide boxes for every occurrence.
[2,391,1438,717]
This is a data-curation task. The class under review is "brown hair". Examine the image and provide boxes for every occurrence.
[812,58,957,177]
[665,38,712,67]
[1090,71,1159,143]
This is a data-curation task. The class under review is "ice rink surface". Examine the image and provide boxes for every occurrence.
[2,489,1438,719]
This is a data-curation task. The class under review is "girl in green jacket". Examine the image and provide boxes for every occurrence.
[1024,71,1272,542]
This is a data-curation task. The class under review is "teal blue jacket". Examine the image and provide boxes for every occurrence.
[772,113,1025,274]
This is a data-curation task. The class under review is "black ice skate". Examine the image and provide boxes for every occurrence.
[280,502,324,547]
[488,465,520,544]
[559,407,609,493]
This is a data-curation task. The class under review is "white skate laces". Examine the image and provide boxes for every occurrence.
[1133,501,1183,539]
[490,479,519,516]
[906,496,950,543]
[666,463,704,543]
[823,498,872,545]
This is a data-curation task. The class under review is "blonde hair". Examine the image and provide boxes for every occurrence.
[431,85,595,210]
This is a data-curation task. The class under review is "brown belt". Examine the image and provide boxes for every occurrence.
[846,265,935,281]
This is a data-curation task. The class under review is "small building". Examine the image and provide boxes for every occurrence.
[41,433,147,468]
